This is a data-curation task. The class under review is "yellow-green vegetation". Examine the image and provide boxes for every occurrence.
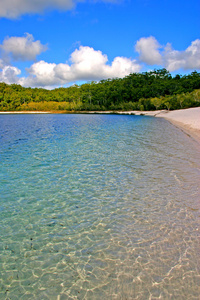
[0,69,200,112]
[150,89,200,111]
[20,100,83,112]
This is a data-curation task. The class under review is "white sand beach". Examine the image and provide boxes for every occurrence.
[156,107,200,144]
[116,107,200,144]
[156,107,200,129]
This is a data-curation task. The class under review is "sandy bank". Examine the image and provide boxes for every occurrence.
[94,108,200,144]
[155,107,200,129]
[156,107,200,144]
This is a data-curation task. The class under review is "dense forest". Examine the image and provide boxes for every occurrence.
[0,69,200,112]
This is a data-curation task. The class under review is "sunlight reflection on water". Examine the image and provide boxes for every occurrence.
[0,114,199,299]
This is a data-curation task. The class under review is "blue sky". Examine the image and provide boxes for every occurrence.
[0,0,199,89]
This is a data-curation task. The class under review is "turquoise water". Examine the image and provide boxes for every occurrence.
[0,114,199,299]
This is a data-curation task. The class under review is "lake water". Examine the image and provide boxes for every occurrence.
[0,114,199,299]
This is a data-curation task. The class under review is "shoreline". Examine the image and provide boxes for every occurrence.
[0,111,51,114]
[1,107,200,144]
[156,107,200,145]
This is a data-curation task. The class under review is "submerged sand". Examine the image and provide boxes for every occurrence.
[117,107,200,144]
[156,107,200,144]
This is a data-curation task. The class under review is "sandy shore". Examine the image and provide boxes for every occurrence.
[116,108,200,144]
[1,108,200,143]
[156,108,200,144]
[90,108,200,144]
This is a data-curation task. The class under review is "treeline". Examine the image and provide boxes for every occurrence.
[0,69,200,111]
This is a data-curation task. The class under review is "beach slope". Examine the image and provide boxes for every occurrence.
[156,107,200,143]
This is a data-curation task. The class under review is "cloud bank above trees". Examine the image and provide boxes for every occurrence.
[22,47,141,87]
[0,34,200,88]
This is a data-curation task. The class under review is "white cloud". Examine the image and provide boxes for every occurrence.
[0,0,119,19]
[69,46,109,80]
[0,66,21,84]
[135,36,200,72]
[1,33,47,61]
[164,39,200,71]
[20,45,141,87]
[1,38,199,89]
[0,59,6,69]
[135,36,163,65]
[21,60,60,87]
[0,0,75,19]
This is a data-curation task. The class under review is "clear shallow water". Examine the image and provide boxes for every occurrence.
[0,113,199,300]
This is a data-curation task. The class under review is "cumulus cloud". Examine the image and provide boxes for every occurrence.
[0,66,21,84]
[1,38,200,89]
[22,61,60,87]
[135,36,200,72]
[0,0,75,19]
[164,39,200,71]
[0,0,118,19]
[19,46,141,87]
[0,59,6,69]
[1,33,47,61]
[135,36,163,65]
